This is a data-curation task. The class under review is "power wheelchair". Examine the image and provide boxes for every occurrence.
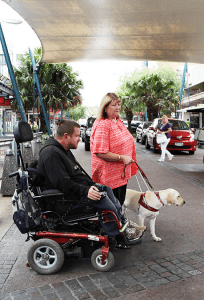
[10,121,129,275]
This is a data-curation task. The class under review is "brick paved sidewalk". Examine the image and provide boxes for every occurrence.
[0,224,25,290]
[0,224,204,300]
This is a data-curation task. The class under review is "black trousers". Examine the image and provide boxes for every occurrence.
[112,184,127,206]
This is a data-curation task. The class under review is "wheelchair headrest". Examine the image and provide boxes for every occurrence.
[14,121,33,143]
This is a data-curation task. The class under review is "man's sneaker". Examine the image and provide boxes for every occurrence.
[120,217,129,232]
[128,221,146,237]
[125,227,139,240]
[129,220,146,231]
[125,228,142,245]
[158,158,164,162]
[168,155,174,161]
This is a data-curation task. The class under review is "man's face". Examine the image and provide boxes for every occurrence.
[67,127,81,149]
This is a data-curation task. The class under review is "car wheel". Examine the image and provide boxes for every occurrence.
[27,239,64,275]
[145,137,150,149]
[141,136,145,145]
[189,151,195,155]
[85,140,90,151]
[136,135,140,143]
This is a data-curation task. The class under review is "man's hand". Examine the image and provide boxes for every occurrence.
[88,186,101,201]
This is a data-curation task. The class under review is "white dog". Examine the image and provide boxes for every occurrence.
[124,188,185,242]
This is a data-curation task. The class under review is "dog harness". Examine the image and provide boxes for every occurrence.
[138,192,164,212]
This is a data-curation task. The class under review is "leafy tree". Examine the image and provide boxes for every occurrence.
[66,104,87,121]
[14,47,83,132]
[117,67,181,125]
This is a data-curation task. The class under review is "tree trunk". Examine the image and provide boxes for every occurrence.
[146,102,159,121]
[124,106,133,133]
[39,106,47,133]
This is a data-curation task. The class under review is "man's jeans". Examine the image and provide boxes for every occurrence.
[79,186,123,236]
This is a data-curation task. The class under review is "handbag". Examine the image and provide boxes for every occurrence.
[156,132,167,144]
[13,209,36,234]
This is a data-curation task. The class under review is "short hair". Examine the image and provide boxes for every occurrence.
[97,93,121,120]
[55,120,80,137]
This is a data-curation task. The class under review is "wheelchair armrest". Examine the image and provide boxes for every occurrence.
[40,189,64,197]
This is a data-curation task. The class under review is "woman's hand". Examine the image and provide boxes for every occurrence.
[121,155,135,165]
[88,186,101,201]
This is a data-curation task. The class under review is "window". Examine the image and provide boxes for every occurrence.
[168,120,189,130]
[0,54,6,65]
[143,123,150,129]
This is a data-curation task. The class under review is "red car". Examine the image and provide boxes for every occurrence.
[145,118,197,155]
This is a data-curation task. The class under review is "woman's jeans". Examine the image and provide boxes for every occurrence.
[160,138,171,160]
[79,186,123,236]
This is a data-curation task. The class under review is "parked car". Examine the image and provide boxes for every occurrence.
[122,120,128,128]
[131,121,142,133]
[81,116,96,151]
[122,120,141,133]
[136,121,152,144]
[78,118,87,138]
[145,118,197,155]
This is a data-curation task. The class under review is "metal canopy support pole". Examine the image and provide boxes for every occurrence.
[29,48,51,135]
[0,23,26,121]
[178,63,188,118]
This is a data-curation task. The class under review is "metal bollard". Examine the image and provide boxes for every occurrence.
[33,139,43,161]
[23,142,34,166]
[1,149,18,196]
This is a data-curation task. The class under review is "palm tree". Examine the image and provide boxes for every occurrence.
[127,73,179,121]
[14,48,83,131]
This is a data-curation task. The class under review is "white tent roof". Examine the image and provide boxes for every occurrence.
[7,0,204,64]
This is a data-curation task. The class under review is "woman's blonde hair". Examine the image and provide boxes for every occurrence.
[97,93,121,120]
[162,115,168,121]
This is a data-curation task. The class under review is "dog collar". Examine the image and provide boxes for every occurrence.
[138,193,159,212]
[138,192,164,212]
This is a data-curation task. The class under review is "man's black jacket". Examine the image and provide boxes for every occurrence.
[38,138,94,200]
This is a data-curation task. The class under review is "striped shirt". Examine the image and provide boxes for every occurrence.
[90,118,137,189]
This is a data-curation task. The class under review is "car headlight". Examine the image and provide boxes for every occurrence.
[86,130,91,137]
[189,134,194,142]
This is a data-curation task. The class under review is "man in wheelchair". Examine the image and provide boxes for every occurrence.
[38,120,142,245]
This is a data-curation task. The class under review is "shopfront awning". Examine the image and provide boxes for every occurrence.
[7,0,204,64]
[185,106,204,113]
[0,80,14,98]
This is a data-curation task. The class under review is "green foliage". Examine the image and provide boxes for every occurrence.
[14,47,83,112]
[116,66,181,122]
[66,104,87,121]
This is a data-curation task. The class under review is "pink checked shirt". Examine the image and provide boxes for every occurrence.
[90,118,137,189]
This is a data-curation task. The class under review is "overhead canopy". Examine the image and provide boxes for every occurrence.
[186,106,204,113]
[7,0,204,64]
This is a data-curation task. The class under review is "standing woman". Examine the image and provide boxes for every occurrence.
[157,115,173,162]
[90,93,137,206]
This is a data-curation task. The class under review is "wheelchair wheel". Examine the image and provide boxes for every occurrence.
[91,249,114,272]
[27,239,64,275]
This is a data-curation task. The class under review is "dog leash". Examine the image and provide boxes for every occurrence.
[121,162,165,208]
[121,161,154,191]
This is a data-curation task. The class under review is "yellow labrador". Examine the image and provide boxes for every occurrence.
[124,188,185,242]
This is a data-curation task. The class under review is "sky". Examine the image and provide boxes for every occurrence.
[0,1,157,107]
